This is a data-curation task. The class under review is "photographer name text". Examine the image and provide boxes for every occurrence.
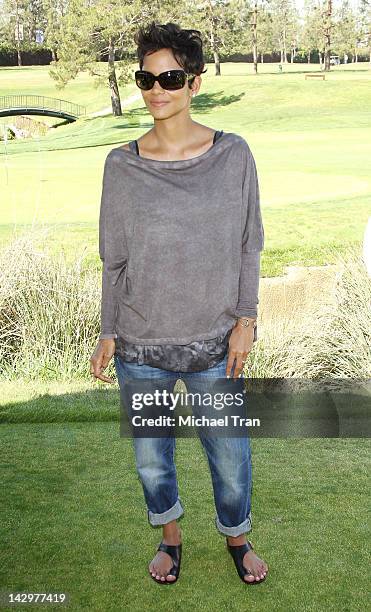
[131,415,260,427]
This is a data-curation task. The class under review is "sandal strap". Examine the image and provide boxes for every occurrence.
[157,542,182,577]
[227,539,254,553]
[226,539,254,580]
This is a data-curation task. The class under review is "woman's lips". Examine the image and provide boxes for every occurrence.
[150,100,169,107]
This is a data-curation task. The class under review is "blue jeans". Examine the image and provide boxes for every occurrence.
[114,353,253,537]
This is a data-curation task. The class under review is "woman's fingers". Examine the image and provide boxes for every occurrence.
[90,340,115,383]
[226,326,254,380]
[94,367,115,384]
[226,351,248,380]
[226,352,236,379]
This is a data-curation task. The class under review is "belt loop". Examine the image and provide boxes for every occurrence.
[138,345,145,366]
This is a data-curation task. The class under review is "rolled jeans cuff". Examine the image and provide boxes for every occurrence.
[147,497,184,527]
[215,511,252,537]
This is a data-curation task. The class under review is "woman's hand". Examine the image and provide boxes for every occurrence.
[226,320,256,380]
[90,339,116,383]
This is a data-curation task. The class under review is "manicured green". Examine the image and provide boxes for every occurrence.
[1,63,370,275]
[0,62,140,115]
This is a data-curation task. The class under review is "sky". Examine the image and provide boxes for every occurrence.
[0,0,363,25]
[294,0,360,13]
[0,0,363,13]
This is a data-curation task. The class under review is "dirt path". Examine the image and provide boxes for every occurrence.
[88,93,142,118]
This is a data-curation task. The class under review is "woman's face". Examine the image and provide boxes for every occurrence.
[140,47,199,119]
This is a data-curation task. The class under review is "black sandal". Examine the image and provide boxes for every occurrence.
[150,541,182,585]
[226,539,267,584]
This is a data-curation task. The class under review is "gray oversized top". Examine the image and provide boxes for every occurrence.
[99,130,265,345]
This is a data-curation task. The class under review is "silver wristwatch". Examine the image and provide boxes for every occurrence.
[237,318,257,329]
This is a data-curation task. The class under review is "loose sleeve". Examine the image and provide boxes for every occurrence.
[235,146,265,319]
[98,153,128,340]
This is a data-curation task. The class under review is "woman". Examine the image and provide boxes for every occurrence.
[90,21,268,586]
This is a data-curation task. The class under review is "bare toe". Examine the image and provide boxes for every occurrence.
[244,571,255,582]
[166,574,176,582]
[257,562,266,578]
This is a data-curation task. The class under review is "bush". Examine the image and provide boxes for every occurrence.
[251,243,371,380]
[0,231,369,382]
[0,228,101,381]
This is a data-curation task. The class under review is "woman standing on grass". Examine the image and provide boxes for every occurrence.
[90,21,268,586]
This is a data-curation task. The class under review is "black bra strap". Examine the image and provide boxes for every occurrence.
[213,129,224,143]
[128,140,139,155]
[131,130,223,156]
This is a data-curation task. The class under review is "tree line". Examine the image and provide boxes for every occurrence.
[0,0,370,115]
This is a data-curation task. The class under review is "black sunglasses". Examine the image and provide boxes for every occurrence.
[135,69,196,91]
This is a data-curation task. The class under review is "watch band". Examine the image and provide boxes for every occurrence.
[237,318,257,329]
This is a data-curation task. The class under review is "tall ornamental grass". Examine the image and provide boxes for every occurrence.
[250,243,370,380]
[0,229,101,381]
[0,231,370,382]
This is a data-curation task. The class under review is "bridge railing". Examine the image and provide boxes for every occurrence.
[0,95,86,117]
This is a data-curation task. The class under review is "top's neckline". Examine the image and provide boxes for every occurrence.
[114,130,229,169]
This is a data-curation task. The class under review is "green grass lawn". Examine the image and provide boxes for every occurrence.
[1,63,370,275]
[0,61,141,116]
[0,380,369,611]
[0,414,369,612]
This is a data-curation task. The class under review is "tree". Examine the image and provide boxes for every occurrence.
[322,0,334,70]
[195,0,276,75]
[48,0,150,116]
[357,0,371,63]
[257,5,275,63]
[43,0,69,62]
[182,0,247,76]
[308,0,336,71]
[24,0,48,43]
[302,0,323,64]
[2,0,29,65]
[332,0,358,62]
[270,0,298,64]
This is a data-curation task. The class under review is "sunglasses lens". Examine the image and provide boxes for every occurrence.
[135,72,154,90]
[159,71,186,90]
[135,70,188,91]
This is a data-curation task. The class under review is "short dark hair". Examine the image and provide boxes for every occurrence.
[134,21,207,83]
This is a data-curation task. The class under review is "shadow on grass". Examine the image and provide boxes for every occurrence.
[0,386,120,424]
